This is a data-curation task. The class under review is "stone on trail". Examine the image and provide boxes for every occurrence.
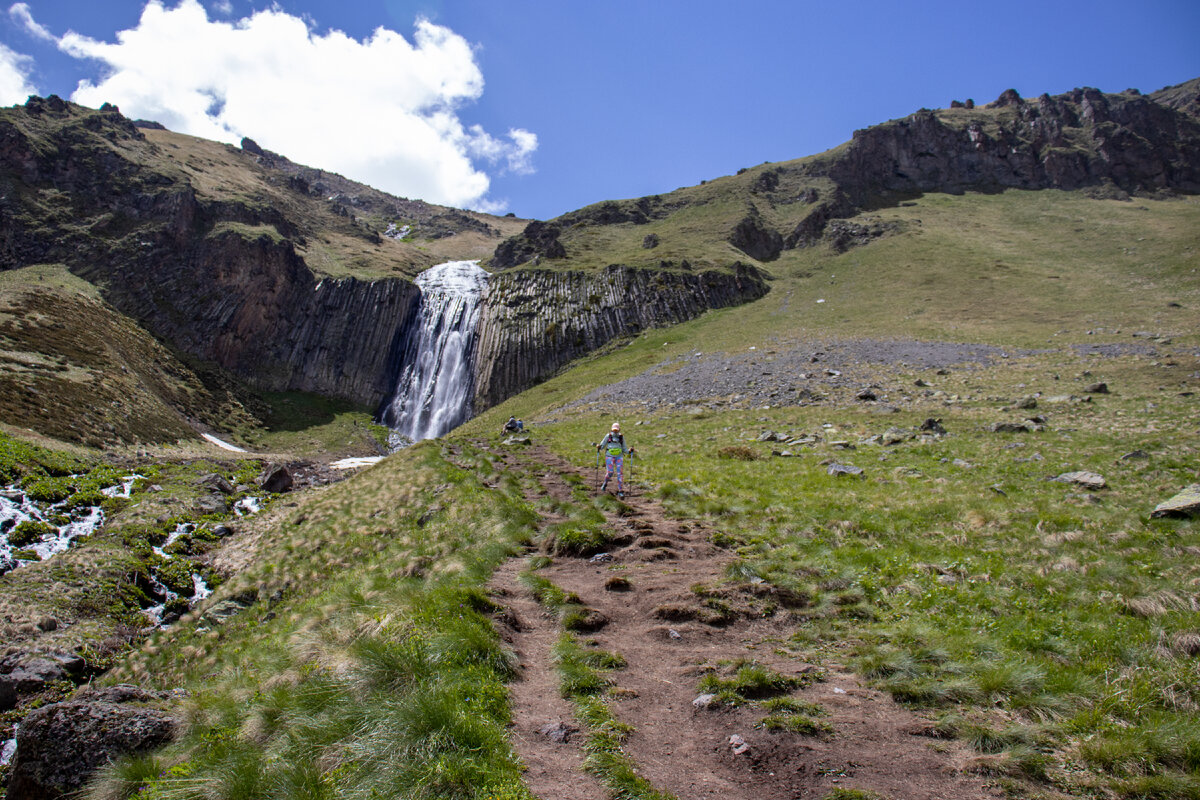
[1151,485,1200,518]
[1053,471,1107,490]
[538,721,578,743]
[693,693,719,710]
[728,733,751,755]
[502,436,532,446]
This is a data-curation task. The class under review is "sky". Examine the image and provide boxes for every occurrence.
[1,1,1198,220]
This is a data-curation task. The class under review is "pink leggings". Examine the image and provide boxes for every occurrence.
[604,455,624,490]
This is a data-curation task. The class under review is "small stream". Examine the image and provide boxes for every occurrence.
[0,474,140,572]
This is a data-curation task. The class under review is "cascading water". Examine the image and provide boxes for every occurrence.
[380,260,489,443]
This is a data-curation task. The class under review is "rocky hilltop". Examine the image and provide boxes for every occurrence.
[491,81,1200,268]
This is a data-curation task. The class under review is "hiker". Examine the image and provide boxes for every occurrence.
[503,416,520,434]
[596,422,634,498]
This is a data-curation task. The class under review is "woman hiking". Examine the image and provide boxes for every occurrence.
[597,422,634,498]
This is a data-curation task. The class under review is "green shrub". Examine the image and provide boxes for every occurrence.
[9,519,55,547]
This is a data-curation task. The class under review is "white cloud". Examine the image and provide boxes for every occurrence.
[0,43,37,105]
[35,0,534,211]
[8,3,54,42]
[210,0,233,15]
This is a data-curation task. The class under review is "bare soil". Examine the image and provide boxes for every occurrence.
[485,442,1008,800]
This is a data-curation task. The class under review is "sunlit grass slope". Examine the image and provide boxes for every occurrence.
[460,189,1200,797]
[90,441,541,800]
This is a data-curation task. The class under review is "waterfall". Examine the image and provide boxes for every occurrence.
[380,260,489,442]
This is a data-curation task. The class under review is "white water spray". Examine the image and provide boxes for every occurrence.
[381,260,489,442]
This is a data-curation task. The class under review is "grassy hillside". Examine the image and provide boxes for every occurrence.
[40,187,1195,800]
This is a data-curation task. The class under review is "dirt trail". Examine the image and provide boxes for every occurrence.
[484,442,1006,800]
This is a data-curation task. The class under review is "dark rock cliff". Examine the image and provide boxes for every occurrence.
[472,263,769,409]
[0,99,422,407]
[785,84,1200,246]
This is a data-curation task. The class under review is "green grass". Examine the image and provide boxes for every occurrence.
[89,442,539,800]
[455,192,1200,796]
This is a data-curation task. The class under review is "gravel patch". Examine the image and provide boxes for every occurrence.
[562,337,1019,414]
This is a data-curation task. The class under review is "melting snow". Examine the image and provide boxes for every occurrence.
[330,456,385,470]
[201,433,247,453]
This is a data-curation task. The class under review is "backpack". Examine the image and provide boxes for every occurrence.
[605,433,624,457]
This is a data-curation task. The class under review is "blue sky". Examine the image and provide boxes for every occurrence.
[2,1,1198,220]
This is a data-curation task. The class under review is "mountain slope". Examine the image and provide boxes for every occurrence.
[488,81,1200,273]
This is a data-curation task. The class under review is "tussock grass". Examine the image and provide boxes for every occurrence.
[90,442,537,800]
[488,327,1200,796]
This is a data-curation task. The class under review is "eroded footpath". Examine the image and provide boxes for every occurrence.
[483,442,1007,800]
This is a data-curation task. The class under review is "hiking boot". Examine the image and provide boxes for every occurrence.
[600,481,608,492]
[617,491,625,499]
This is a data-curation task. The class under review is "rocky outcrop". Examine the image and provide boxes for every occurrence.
[0,100,423,407]
[472,263,768,408]
[7,685,176,800]
[491,221,567,268]
[728,208,783,261]
[826,86,1200,208]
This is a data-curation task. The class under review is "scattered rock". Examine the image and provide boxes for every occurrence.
[827,463,864,477]
[1014,395,1038,409]
[193,494,228,516]
[881,427,910,446]
[856,388,878,401]
[588,552,613,563]
[756,430,782,442]
[258,463,293,493]
[537,721,578,744]
[1120,450,1149,461]
[7,692,176,800]
[35,617,57,633]
[693,693,719,710]
[197,473,234,494]
[642,233,660,249]
[1084,382,1109,394]
[991,422,1032,433]
[920,417,946,435]
[1053,471,1107,490]
[502,436,532,446]
[1151,485,1200,518]
[728,733,751,755]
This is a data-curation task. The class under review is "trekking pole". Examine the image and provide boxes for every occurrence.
[592,443,600,492]
[627,449,634,497]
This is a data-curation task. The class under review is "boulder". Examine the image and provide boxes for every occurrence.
[1053,471,1107,490]
[920,418,946,435]
[0,652,85,695]
[193,494,228,515]
[1014,395,1038,409]
[1151,485,1200,518]
[1084,382,1109,394]
[258,463,293,493]
[827,463,864,477]
[856,387,878,401]
[0,679,16,711]
[502,436,532,446]
[642,233,660,249]
[881,427,910,446]
[7,692,175,800]
[991,422,1032,433]
[197,473,234,494]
